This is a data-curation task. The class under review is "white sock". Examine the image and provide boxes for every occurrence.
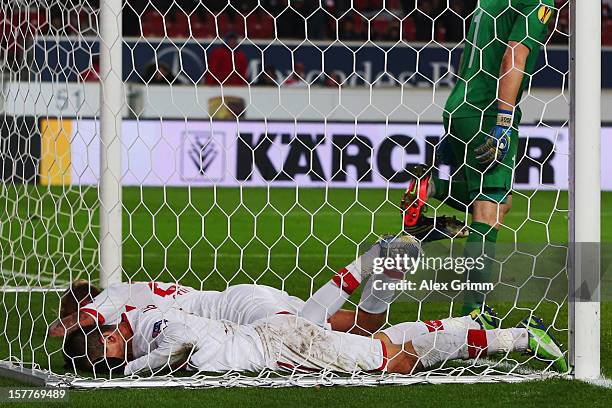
[411,330,469,368]
[382,316,478,344]
[299,280,350,327]
[300,262,363,326]
[484,328,528,354]
[300,244,381,326]
[411,328,529,368]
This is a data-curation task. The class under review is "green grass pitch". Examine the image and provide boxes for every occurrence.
[1,186,611,406]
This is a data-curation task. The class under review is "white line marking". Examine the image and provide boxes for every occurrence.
[0,287,67,293]
[121,252,355,259]
[582,377,612,389]
[468,357,547,376]
[198,210,573,217]
[0,269,70,286]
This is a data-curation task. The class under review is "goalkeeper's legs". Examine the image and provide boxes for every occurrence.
[460,204,503,315]
[399,117,517,314]
[440,117,517,314]
[459,206,513,315]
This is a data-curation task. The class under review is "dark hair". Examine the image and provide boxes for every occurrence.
[63,325,125,375]
[60,280,102,318]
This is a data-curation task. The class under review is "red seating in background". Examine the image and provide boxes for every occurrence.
[402,17,416,41]
[166,21,187,38]
[371,17,387,38]
[232,15,246,38]
[142,10,165,37]
[387,0,402,11]
[247,11,274,39]
[353,14,366,34]
[190,17,214,39]
[436,26,446,42]
[260,12,275,38]
[144,9,163,26]
[603,19,612,45]
[4,3,610,46]
[174,11,189,31]
[27,9,48,34]
[370,0,384,11]
[353,0,369,12]
[1,11,22,55]
[215,13,234,38]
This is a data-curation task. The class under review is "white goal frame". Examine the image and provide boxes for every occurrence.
[0,0,602,387]
[568,0,601,381]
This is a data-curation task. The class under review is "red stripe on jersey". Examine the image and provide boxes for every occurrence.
[148,281,178,297]
[377,339,388,371]
[125,305,136,312]
[331,267,360,295]
[276,311,292,315]
[467,329,488,358]
[424,319,444,332]
[80,307,106,325]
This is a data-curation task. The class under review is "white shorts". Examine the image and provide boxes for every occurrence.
[251,315,386,373]
[177,284,306,325]
[213,284,306,325]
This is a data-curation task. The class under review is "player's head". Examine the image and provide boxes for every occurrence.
[63,325,127,374]
[60,280,102,317]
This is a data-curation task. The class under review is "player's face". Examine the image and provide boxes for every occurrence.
[101,330,127,359]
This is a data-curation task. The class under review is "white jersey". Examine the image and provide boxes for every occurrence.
[79,281,211,325]
[123,309,385,376]
[123,306,266,375]
[194,284,305,324]
[80,282,305,326]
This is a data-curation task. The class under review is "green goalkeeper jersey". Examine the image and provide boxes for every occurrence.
[443,0,554,124]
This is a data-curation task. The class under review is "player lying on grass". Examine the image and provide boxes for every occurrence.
[51,233,501,340]
[401,0,555,315]
[63,304,567,376]
[49,234,424,337]
[49,280,311,335]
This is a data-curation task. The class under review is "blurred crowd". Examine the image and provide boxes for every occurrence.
[1,1,605,85]
[3,1,578,44]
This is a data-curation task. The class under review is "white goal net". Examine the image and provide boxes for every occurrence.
[0,0,601,388]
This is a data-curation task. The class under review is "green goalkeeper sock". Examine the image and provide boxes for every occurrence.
[460,221,498,315]
[432,177,471,212]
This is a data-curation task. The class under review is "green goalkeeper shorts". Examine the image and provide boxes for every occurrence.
[442,116,519,204]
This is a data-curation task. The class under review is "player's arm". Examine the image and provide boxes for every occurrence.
[48,311,96,337]
[124,323,196,376]
[500,2,552,111]
[476,2,552,166]
[475,42,530,165]
[498,42,530,112]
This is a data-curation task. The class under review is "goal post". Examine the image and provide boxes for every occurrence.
[0,0,604,388]
[99,0,123,289]
[569,0,601,381]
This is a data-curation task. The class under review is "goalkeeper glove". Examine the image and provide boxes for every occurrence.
[474,109,513,166]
